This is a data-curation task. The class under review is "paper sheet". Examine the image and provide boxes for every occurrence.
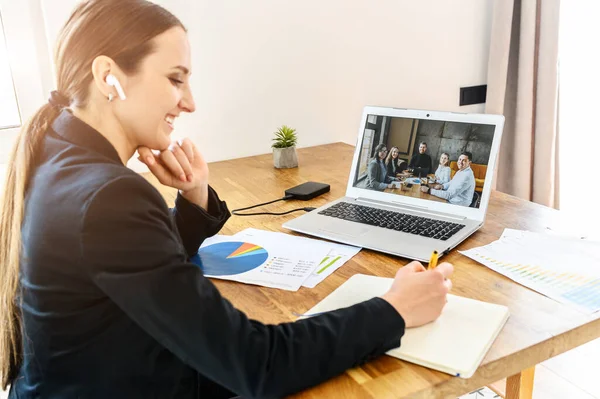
[192,233,329,291]
[233,228,361,288]
[460,229,600,314]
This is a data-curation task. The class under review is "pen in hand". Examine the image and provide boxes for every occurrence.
[428,250,439,270]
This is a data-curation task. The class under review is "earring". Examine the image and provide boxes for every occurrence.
[108,93,114,102]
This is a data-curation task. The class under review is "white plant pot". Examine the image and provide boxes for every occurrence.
[273,146,298,169]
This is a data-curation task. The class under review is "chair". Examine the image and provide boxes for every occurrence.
[470,191,480,208]
[397,160,408,172]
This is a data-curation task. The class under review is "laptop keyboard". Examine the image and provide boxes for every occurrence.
[318,202,465,241]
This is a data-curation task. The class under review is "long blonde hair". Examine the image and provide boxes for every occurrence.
[0,0,184,388]
[385,146,399,166]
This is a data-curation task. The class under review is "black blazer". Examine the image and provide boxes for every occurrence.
[386,159,400,177]
[10,110,405,399]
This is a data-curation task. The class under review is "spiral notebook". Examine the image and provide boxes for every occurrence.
[304,274,509,378]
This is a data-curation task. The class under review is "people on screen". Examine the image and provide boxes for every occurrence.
[367,144,396,190]
[408,142,432,177]
[385,146,402,179]
[421,152,476,207]
[434,152,451,184]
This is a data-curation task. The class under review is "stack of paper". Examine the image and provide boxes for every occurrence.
[191,228,360,291]
[460,229,600,314]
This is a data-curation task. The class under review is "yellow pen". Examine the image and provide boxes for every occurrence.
[428,250,439,270]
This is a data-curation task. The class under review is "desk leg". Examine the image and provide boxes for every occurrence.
[505,367,535,399]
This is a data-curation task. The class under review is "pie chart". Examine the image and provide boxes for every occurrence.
[191,241,269,276]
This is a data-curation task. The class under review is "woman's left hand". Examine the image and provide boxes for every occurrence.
[138,138,210,209]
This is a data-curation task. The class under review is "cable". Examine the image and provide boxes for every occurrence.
[232,195,292,213]
[231,195,316,217]
[232,207,316,216]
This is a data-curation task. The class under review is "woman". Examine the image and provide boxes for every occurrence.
[385,146,402,178]
[435,152,452,184]
[367,144,397,191]
[0,1,453,398]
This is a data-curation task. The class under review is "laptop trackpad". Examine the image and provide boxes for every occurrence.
[319,223,369,238]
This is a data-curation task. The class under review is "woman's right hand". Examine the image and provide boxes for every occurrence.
[381,261,453,328]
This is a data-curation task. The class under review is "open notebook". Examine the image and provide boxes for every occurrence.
[304,274,509,378]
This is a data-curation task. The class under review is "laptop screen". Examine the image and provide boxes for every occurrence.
[352,114,496,209]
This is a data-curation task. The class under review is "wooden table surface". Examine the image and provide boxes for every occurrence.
[145,143,600,399]
[384,174,447,203]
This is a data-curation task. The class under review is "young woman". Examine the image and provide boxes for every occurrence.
[367,144,396,190]
[385,146,403,178]
[0,1,453,398]
[435,152,452,184]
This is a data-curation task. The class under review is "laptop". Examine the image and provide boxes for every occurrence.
[283,106,504,261]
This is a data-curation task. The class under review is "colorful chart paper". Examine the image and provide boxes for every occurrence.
[191,241,268,276]
[460,229,600,314]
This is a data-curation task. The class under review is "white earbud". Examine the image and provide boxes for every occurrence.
[106,74,127,101]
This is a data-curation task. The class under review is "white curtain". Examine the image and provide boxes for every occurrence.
[486,0,560,208]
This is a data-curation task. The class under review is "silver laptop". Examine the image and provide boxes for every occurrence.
[283,106,504,261]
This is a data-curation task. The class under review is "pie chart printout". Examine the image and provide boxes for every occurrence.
[191,242,269,276]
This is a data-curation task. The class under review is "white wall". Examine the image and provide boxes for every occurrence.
[37,0,493,162]
[559,1,600,223]
[0,0,49,163]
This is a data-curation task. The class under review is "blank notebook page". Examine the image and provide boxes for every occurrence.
[304,274,509,378]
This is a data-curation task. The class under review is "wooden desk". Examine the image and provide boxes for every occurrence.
[145,143,600,399]
[384,177,447,204]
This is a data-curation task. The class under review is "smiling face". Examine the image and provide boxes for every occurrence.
[419,143,427,154]
[391,148,399,158]
[439,153,449,166]
[378,147,388,160]
[457,154,471,171]
[113,27,196,151]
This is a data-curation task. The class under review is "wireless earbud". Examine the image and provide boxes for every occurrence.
[106,74,127,101]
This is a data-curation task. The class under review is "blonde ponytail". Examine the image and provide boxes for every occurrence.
[0,103,62,389]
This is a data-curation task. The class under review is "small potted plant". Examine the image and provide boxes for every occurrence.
[272,125,298,168]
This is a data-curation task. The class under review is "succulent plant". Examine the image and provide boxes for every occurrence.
[272,125,298,149]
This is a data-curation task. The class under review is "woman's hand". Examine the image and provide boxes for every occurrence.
[381,261,453,328]
[138,138,210,209]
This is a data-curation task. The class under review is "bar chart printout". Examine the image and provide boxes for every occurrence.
[460,229,600,314]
